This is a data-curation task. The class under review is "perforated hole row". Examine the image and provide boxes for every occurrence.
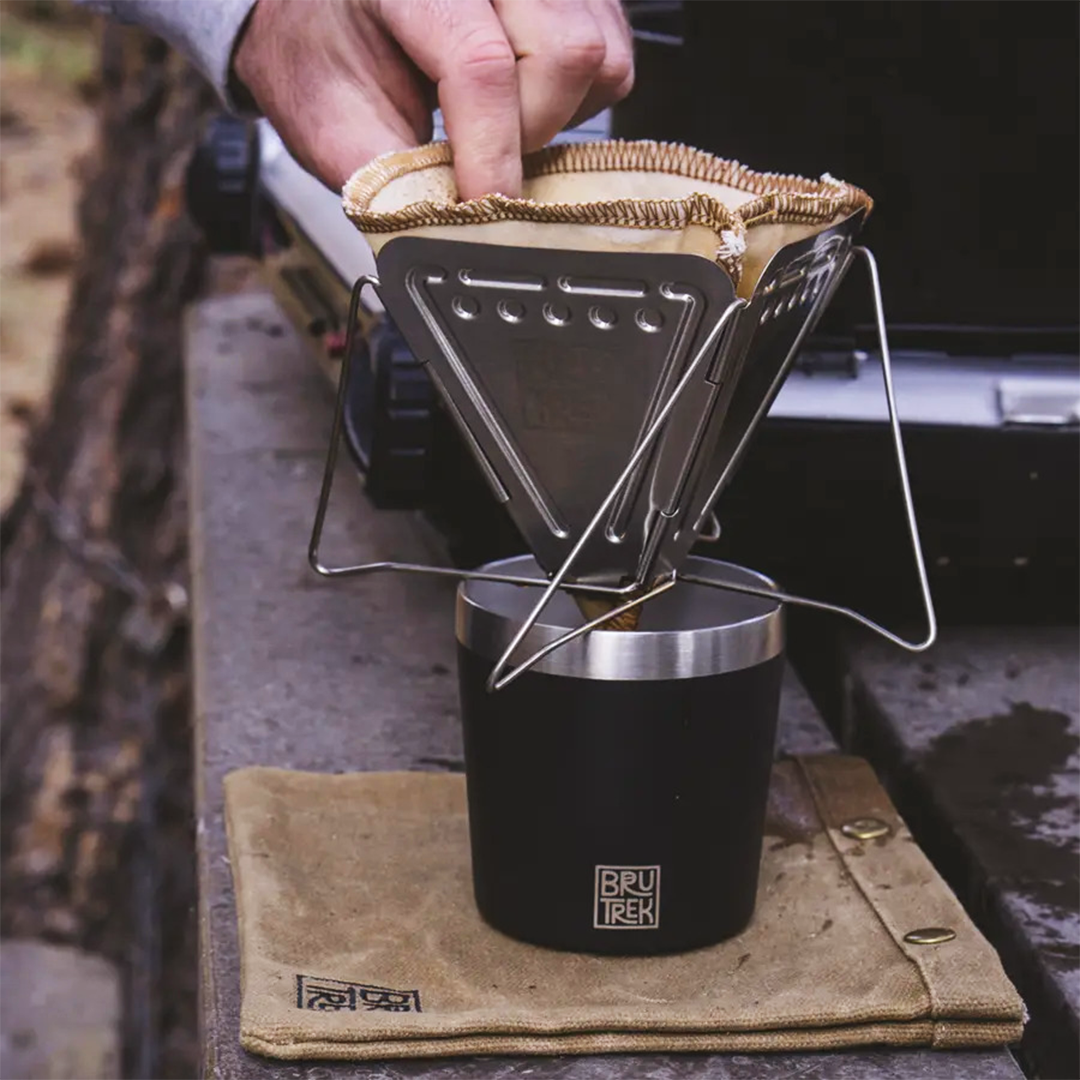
[758,278,825,325]
[451,296,665,332]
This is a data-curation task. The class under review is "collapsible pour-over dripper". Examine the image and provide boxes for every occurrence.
[309,143,937,690]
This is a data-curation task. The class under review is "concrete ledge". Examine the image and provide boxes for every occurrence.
[838,628,1078,1080]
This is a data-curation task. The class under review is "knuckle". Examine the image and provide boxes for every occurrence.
[605,57,634,96]
[455,29,517,84]
[600,42,630,90]
[555,33,607,76]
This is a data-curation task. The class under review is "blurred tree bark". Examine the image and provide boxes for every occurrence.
[0,22,213,1079]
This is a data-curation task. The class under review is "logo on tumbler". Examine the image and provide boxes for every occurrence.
[593,865,661,930]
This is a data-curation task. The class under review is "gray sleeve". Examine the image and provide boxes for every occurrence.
[77,0,259,111]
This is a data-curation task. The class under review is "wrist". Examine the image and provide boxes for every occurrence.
[230,0,266,115]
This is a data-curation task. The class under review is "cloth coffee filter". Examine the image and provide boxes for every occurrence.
[343,141,872,628]
[343,140,872,299]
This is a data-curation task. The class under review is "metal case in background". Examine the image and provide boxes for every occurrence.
[615,0,1080,626]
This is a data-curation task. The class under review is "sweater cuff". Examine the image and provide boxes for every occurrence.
[78,0,260,114]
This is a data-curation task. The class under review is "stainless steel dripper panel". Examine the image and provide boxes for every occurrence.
[663,210,866,571]
[375,238,740,586]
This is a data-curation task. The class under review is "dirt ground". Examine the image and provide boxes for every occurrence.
[0,1,98,512]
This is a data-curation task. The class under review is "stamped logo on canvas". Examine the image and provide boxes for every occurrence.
[296,974,421,1013]
[593,865,661,930]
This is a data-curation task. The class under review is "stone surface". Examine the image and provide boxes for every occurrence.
[841,627,1079,1079]
[0,940,121,1080]
[188,292,1022,1080]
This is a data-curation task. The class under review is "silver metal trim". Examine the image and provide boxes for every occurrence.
[457,556,784,682]
[997,377,1080,426]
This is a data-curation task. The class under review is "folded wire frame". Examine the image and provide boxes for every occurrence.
[309,231,936,693]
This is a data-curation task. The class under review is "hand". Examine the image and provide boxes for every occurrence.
[233,0,635,198]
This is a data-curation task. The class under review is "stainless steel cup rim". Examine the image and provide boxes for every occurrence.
[456,555,783,681]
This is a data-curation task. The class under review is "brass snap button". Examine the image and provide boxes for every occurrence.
[840,817,891,841]
[904,927,957,945]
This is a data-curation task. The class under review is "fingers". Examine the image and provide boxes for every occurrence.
[237,0,636,198]
[495,0,604,154]
[568,0,635,130]
[498,0,634,149]
[375,0,523,200]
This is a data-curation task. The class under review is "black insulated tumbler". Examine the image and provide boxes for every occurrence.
[456,555,785,955]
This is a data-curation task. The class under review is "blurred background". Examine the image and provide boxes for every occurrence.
[2,4,206,1077]
[1,0,96,512]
